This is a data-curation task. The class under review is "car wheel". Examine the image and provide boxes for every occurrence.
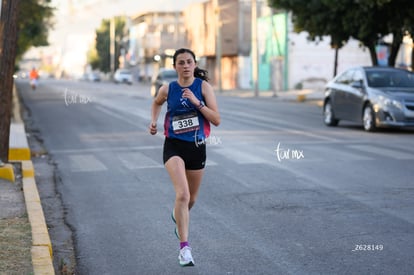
[323,100,339,126]
[363,104,377,132]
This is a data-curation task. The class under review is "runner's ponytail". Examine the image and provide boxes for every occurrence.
[194,67,209,82]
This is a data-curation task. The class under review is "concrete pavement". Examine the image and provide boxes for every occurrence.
[0,83,323,274]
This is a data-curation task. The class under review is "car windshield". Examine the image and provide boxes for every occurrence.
[118,70,131,74]
[367,69,414,88]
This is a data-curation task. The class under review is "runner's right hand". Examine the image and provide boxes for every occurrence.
[149,123,157,135]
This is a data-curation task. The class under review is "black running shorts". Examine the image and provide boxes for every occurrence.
[163,137,206,170]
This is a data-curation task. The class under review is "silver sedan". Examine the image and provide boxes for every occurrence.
[323,66,414,131]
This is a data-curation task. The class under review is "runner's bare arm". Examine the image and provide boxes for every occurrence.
[150,84,168,134]
[200,81,220,126]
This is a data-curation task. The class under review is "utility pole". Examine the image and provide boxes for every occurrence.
[214,0,222,93]
[110,17,115,77]
[0,0,20,163]
[251,0,259,97]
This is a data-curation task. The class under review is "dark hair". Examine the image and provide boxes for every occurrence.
[173,48,209,82]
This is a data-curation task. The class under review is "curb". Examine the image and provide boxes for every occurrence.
[23,174,54,274]
[297,93,307,102]
[10,84,55,274]
[0,86,30,182]
[10,84,31,161]
[0,163,15,182]
[9,123,31,161]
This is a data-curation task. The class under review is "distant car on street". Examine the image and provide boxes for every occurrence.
[114,69,133,84]
[150,68,178,97]
[323,66,414,131]
[88,72,101,82]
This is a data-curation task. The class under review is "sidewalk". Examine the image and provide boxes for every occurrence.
[217,88,325,104]
[0,85,54,274]
[137,80,325,104]
[0,175,33,273]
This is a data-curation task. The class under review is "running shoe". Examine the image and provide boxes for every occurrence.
[178,246,195,266]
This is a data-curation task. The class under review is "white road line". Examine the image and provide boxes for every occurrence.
[117,152,163,169]
[349,144,414,160]
[94,105,140,128]
[53,145,162,154]
[205,159,218,166]
[213,146,265,164]
[221,109,339,142]
[68,154,107,172]
[296,144,373,161]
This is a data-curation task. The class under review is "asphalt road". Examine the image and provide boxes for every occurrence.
[16,78,414,275]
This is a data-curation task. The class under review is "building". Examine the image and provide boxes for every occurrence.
[128,11,187,82]
[125,0,412,91]
[183,0,254,90]
[181,0,370,92]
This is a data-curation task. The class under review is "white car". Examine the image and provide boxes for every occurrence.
[114,69,133,84]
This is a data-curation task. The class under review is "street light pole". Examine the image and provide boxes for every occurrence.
[110,17,115,78]
[251,0,259,97]
[214,0,222,93]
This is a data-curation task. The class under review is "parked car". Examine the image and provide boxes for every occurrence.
[88,72,101,82]
[114,69,133,84]
[323,66,414,131]
[150,68,178,97]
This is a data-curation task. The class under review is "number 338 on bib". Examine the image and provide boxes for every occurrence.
[172,112,200,134]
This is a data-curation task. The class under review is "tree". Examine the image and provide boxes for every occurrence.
[0,0,20,162]
[91,16,126,73]
[346,0,414,67]
[0,0,53,162]
[87,46,100,71]
[268,0,414,69]
[16,0,54,62]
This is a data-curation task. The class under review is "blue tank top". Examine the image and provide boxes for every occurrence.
[164,78,210,142]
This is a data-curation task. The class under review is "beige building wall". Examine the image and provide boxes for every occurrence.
[126,0,385,91]
[130,11,189,80]
[131,12,187,57]
[184,0,244,89]
[218,0,240,56]
[184,1,215,56]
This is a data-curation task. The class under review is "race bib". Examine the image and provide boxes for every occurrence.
[172,112,200,134]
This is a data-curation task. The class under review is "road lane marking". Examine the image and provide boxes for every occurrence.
[94,105,140,128]
[213,146,265,164]
[220,109,339,142]
[296,145,373,161]
[117,152,163,169]
[68,154,107,172]
[349,145,414,160]
[53,145,161,154]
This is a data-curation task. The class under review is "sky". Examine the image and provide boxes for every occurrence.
[28,0,207,75]
[49,0,207,45]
